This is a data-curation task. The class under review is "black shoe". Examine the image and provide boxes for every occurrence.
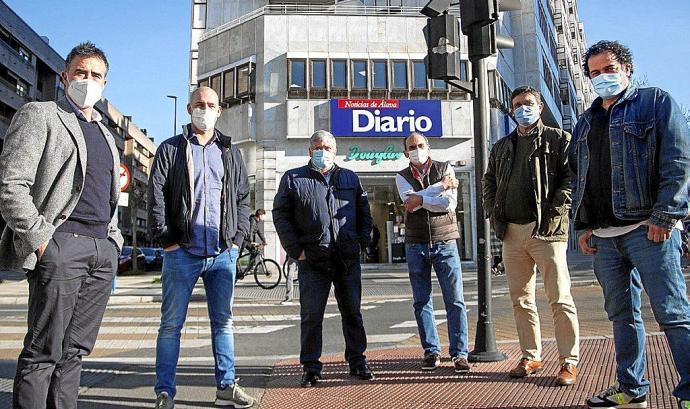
[421,353,440,371]
[300,371,321,387]
[349,364,375,380]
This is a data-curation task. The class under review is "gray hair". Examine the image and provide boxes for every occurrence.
[403,132,430,150]
[310,130,336,148]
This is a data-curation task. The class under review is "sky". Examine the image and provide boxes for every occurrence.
[4,0,191,144]
[4,0,690,144]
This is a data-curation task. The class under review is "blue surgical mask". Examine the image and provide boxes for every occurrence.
[591,72,627,98]
[311,149,335,171]
[513,105,540,127]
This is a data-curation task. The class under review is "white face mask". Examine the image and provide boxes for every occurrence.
[67,79,103,109]
[191,108,219,132]
[409,148,429,166]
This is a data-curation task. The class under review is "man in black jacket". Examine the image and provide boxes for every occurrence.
[273,130,374,387]
[239,209,267,257]
[147,87,253,408]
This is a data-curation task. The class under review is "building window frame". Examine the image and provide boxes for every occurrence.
[331,59,348,90]
[371,60,388,90]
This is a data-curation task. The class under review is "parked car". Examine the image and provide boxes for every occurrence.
[140,247,164,271]
[118,246,146,273]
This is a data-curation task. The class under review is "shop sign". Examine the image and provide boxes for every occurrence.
[330,99,442,137]
[345,144,403,165]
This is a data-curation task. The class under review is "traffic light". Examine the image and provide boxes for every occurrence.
[458,0,522,35]
[459,0,521,60]
[424,14,462,81]
[421,0,452,18]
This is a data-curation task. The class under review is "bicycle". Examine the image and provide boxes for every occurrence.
[282,257,299,283]
[235,244,282,289]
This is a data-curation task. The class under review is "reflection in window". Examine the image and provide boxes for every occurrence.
[392,61,408,89]
[372,61,387,89]
[352,60,367,89]
[210,74,221,98]
[311,60,326,88]
[237,64,251,95]
[332,60,347,88]
[223,69,234,100]
[290,60,306,88]
[412,61,427,89]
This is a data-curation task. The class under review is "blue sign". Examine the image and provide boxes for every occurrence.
[330,99,443,137]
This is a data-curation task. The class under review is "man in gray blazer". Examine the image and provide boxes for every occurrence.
[0,42,123,409]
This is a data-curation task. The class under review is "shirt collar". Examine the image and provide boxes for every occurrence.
[410,157,432,181]
[190,130,220,146]
[517,119,541,137]
[66,95,102,122]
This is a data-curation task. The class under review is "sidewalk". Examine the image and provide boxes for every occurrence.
[260,336,679,409]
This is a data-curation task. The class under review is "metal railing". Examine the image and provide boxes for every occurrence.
[199,4,455,42]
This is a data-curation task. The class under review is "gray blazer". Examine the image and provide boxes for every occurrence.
[0,98,124,271]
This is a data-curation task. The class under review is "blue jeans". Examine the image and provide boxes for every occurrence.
[592,227,690,400]
[406,241,469,358]
[155,247,239,397]
[298,259,367,373]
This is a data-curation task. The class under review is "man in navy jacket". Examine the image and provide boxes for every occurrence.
[273,130,374,387]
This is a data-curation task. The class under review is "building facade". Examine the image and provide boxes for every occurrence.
[0,0,64,148]
[190,0,591,263]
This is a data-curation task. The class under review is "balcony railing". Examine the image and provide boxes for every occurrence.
[200,4,454,42]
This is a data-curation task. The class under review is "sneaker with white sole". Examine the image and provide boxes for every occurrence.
[586,383,647,408]
[679,400,690,409]
[215,384,255,408]
[154,392,174,409]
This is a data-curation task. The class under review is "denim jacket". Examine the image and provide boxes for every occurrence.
[569,85,690,230]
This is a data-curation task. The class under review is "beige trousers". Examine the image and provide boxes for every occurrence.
[502,222,579,365]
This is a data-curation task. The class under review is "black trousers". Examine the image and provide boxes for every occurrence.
[13,232,117,409]
[298,259,368,373]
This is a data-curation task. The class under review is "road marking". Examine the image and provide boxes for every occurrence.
[367,333,416,343]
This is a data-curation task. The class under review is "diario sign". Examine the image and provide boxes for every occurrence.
[330,99,442,137]
[345,144,403,165]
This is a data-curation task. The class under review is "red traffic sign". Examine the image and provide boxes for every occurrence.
[119,163,132,192]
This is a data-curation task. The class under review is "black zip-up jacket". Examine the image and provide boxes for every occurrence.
[483,121,572,242]
[273,163,372,270]
[147,125,251,248]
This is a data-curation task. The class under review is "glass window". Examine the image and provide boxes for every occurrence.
[223,69,235,100]
[432,79,446,90]
[352,60,367,89]
[237,64,251,95]
[372,61,387,89]
[289,60,306,88]
[332,60,347,89]
[199,78,209,88]
[311,60,326,88]
[412,61,427,89]
[392,61,408,89]
[460,60,469,81]
[192,3,207,29]
[210,74,221,98]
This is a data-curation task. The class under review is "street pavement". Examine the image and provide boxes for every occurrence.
[0,254,688,408]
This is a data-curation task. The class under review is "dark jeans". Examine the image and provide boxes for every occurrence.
[298,259,367,373]
[13,232,117,409]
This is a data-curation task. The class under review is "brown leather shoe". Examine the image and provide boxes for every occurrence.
[508,358,543,378]
[555,363,577,386]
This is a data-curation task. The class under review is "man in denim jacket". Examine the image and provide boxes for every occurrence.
[570,40,690,409]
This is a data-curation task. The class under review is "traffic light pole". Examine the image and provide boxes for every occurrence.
[467,57,507,363]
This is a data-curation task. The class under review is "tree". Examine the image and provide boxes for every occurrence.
[681,104,690,129]
[128,180,147,272]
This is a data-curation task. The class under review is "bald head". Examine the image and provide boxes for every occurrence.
[187,86,221,135]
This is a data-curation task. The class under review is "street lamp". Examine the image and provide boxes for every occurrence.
[166,95,178,136]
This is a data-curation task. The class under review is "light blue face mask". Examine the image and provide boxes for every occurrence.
[513,105,540,127]
[591,72,627,98]
[311,149,335,170]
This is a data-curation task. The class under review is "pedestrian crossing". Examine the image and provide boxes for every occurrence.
[0,297,468,352]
